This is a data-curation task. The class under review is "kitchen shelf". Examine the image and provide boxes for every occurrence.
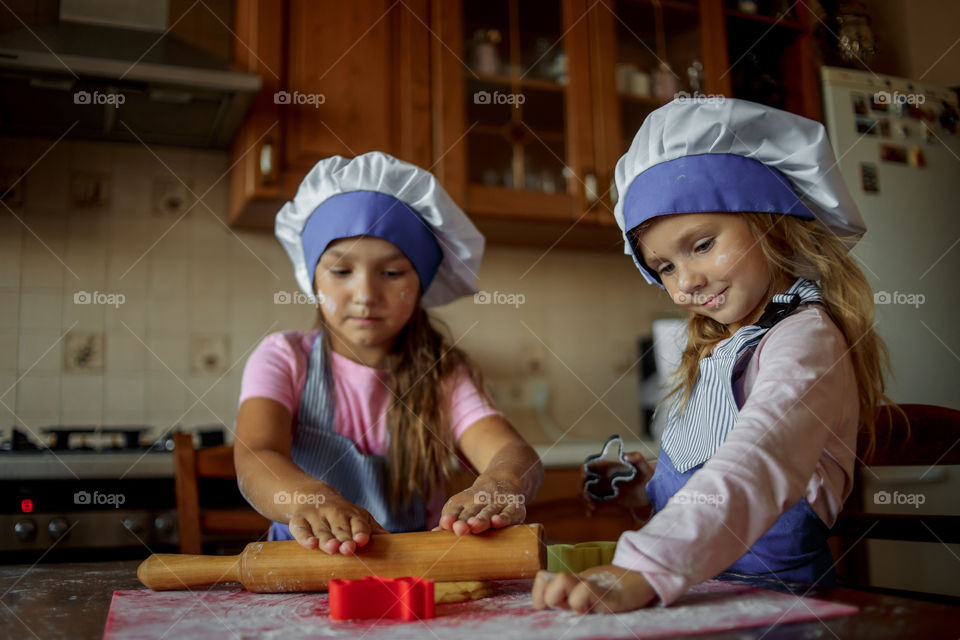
[724,8,805,31]
[473,72,566,92]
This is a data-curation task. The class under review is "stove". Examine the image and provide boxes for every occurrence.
[0,426,181,561]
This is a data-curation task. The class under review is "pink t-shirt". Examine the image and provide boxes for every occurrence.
[613,306,859,605]
[238,330,502,525]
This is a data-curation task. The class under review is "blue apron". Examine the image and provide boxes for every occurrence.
[269,333,425,540]
[649,278,835,585]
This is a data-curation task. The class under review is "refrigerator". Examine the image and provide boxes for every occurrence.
[821,66,960,410]
[820,66,960,598]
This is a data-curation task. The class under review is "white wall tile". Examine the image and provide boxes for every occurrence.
[20,248,66,288]
[105,329,146,373]
[61,290,107,331]
[0,374,17,423]
[104,290,147,332]
[106,250,149,291]
[0,239,21,287]
[189,294,227,333]
[146,295,188,332]
[17,333,63,373]
[144,331,188,374]
[61,376,104,417]
[16,373,60,417]
[145,373,187,426]
[19,291,62,331]
[0,292,19,332]
[104,374,144,417]
[147,255,188,298]
[64,244,107,290]
[0,333,17,373]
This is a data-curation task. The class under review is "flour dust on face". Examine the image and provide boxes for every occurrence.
[314,236,420,367]
[637,213,777,331]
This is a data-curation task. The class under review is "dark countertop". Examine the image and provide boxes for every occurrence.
[0,560,957,639]
[1,560,143,639]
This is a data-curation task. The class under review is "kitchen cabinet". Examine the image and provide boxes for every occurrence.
[228,0,820,245]
[228,0,432,228]
[716,0,821,121]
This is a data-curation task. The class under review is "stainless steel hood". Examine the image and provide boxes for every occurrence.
[0,17,262,149]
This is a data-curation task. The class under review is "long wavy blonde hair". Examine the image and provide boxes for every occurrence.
[314,305,489,506]
[631,212,903,462]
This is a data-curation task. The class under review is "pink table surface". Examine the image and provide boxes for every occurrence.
[103,578,858,639]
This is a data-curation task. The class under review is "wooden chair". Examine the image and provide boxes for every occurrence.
[829,404,960,592]
[174,432,271,554]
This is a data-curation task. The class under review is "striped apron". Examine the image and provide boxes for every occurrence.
[269,333,426,540]
[649,278,836,584]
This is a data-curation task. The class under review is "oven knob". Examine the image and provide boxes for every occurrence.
[14,519,37,542]
[47,517,70,540]
[154,514,175,534]
[122,518,144,535]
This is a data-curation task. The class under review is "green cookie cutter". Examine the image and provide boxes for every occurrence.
[546,541,618,573]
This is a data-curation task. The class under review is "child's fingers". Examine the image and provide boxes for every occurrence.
[288,517,319,549]
[539,572,580,610]
[348,515,383,547]
[325,512,355,544]
[439,501,466,527]
[301,513,339,554]
[568,582,604,614]
[489,502,524,527]
[531,571,556,609]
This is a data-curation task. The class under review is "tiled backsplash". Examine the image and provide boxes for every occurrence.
[1,136,677,444]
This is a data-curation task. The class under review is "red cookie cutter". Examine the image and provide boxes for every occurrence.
[328,576,435,621]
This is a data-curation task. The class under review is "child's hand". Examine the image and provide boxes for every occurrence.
[287,491,389,555]
[582,451,654,520]
[532,564,657,613]
[436,475,526,535]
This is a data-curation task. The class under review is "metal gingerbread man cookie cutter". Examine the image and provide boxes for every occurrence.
[583,434,638,501]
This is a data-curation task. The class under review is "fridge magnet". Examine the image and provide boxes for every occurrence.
[859,162,879,193]
[908,146,927,168]
[922,123,936,144]
[879,143,907,164]
[855,116,877,135]
[893,122,910,138]
[877,118,891,137]
[852,92,868,115]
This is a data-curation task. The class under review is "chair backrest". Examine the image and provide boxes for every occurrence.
[173,432,270,554]
[830,404,960,590]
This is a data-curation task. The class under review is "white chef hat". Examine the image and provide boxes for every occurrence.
[613,97,867,286]
[275,152,485,307]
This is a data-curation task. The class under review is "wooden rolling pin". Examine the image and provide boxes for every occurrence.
[138,523,545,592]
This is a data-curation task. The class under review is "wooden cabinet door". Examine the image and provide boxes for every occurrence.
[284,0,431,173]
[432,0,597,223]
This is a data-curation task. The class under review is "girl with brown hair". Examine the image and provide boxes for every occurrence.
[235,152,542,555]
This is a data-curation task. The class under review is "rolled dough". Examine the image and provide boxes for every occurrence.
[434,581,493,603]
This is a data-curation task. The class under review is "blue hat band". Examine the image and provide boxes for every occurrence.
[622,153,815,233]
[302,191,443,293]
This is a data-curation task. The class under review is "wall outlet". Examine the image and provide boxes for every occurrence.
[486,377,550,412]
[64,330,106,373]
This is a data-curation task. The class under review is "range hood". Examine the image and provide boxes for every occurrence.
[0,4,262,149]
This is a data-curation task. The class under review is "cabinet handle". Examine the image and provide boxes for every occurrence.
[584,172,598,204]
[259,140,276,186]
